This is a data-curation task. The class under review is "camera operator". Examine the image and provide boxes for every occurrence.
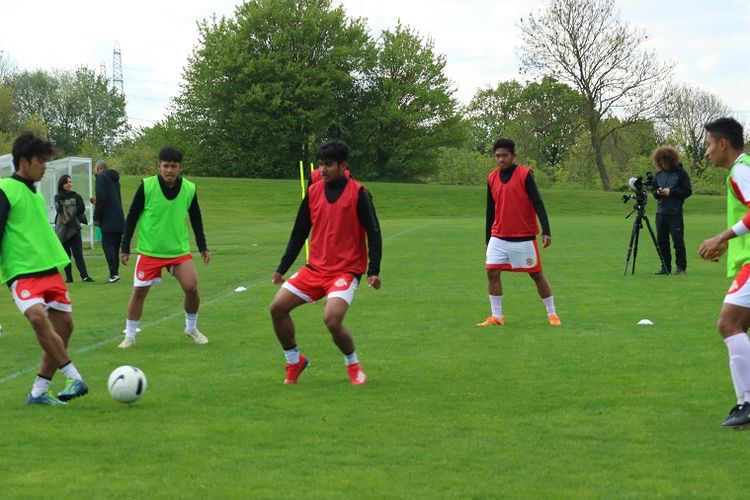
[651,146,692,275]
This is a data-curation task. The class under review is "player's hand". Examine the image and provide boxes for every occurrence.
[367,275,381,289]
[542,235,551,248]
[699,236,728,261]
[201,250,211,264]
[272,272,284,285]
[120,253,130,265]
[93,220,100,226]
[661,188,671,197]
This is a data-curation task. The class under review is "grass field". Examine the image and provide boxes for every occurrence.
[1,176,749,498]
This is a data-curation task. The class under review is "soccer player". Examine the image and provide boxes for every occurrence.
[0,133,88,405]
[699,117,750,428]
[118,147,210,348]
[269,139,382,385]
[477,138,560,327]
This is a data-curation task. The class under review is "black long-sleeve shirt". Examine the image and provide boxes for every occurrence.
[121,176,208,254]
[485,165,551,244]
[0,174,59,284]
[276,177,382,277]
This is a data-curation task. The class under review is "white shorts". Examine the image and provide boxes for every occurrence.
[725,264,750,308]
[485,237,542,273]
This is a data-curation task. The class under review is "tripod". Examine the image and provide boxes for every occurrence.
[623,195,668,276]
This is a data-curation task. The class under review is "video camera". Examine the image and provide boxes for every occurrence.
[622,172,655,207]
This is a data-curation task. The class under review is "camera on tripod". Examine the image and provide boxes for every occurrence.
[622,172,655,206]
[620,171,667,275]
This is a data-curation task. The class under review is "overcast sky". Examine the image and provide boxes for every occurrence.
[1,0,749,129]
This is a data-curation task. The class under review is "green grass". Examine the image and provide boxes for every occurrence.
[1,177,749,498]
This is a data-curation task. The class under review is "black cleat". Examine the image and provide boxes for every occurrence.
[654,268,670,275]
[722,402,750,428]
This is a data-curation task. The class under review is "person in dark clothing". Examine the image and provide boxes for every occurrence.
[54,175,93,283]
[93,160,125,283]
[651,146,692,275]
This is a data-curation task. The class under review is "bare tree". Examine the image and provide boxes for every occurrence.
[518,0,672,190]
[0,50,16,84]
[660,84,731,175]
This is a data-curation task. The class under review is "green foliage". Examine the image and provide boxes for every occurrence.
[6,67,127,156]
[176,0,370,178]
[112,117,192,175]
[427,146,493,185]
[0,84,16,133]
[352,22,466,180]
[466,77,586,173]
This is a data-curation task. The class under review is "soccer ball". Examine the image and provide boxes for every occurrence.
[108,365,148,404]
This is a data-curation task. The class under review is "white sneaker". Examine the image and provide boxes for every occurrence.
[185,328,208,344]
[118,337,136,349]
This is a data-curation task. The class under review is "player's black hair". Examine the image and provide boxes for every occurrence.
[317,139,349,164]
[705,117,745,150]
[493,138,516,154]
[12,132,54,171]
[159,147,183,163]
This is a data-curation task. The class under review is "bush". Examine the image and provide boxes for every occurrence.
[428,147,493,185]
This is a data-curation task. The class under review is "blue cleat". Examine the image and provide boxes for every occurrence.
[27,392,67,406]
[57,378,89,402]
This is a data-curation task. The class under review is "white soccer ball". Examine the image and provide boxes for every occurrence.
[108,365,148,404]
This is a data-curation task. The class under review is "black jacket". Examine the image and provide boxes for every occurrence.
[93,169,125,232]
[651,164,692,215]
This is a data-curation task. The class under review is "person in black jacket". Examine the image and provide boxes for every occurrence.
[54,175,93,283]
[93,160,125,283]
[651,146,692,275]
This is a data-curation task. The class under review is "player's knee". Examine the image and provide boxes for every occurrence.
[269,300,288,319]
[324,314,343,332]
[717,315,741,336]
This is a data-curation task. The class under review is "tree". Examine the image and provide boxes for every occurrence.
[519,0,672,190]
[660,84,731,175]
[465,77,586,170]
[9,67,127,155]
[175,0,371,177]
[464,81,524,155]
[354,22,466,179]
[0,50,15,84]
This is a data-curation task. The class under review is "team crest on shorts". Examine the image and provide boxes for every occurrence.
[138,271,145,279]
[526,258,534,266]
[335,278,347,287]
[20,289,31,299]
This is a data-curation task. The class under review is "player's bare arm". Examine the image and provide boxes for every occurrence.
[700,228,735,261]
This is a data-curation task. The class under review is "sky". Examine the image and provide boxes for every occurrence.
[1,0,749,130]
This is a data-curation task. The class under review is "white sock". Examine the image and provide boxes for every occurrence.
[59,361,83,382]
[489,295,503,319]
[125,319,140,339]
[344,351,359,366]
[725,333,750,404]
[31,374,51,398]
[185,312,198,331]
[542,296,556,315]
[284,346,300,364]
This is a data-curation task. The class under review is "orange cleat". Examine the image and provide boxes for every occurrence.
[548,314,562,326]
[476,315,504,327]
[347,363,367,385]
[284,355,309,384]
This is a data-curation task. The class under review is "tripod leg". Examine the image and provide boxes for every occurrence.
[624,217,639,276]
[632,216,641,275]
[643,216,669,274]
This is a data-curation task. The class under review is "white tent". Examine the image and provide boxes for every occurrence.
[0,154,94,248]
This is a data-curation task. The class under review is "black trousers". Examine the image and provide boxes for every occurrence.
[62,232,89,281]
[656,212,686,272]
[101,231,123,278]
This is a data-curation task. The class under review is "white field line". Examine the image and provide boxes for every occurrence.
[0,221,433,383]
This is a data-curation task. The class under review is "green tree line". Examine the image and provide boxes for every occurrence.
[0,0,743,194]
